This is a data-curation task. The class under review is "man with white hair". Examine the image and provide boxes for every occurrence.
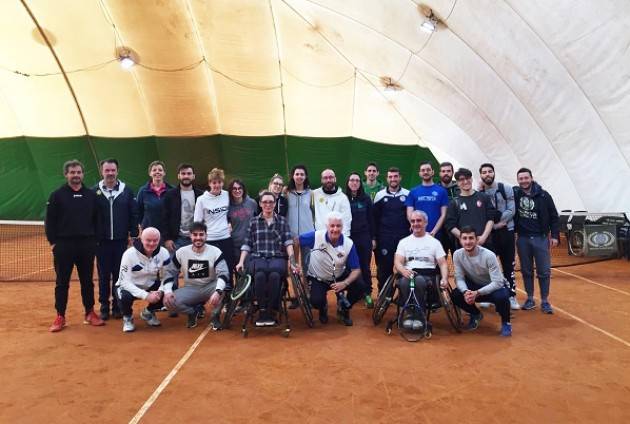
[116,227,173,332]
[298,211,363,326]
[312,169,352,237]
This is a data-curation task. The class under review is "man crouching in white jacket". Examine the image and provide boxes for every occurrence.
[116,227,172,332]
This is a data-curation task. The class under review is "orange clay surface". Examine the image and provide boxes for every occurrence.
[0,260,629,424]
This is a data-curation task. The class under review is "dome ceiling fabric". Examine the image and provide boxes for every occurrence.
[0,0,629,213]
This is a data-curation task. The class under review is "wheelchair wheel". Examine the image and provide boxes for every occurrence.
[372,274,397,325]
[290,272,314,328]
[439,285,463,333]
[222,273,252,329]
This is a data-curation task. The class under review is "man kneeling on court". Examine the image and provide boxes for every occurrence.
[163,222,229,329]
[116,227,172,332]
[451,226,512,337]
[299,211,363,326]
[394,210,449,330]
[236,191,297,327]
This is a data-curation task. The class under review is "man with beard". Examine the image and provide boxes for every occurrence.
[163,163,204,253]
[162,163,204,317]
[405,161,449,238]
[479,163,520,310]
[163,222,229,328]
[513,168,559,314]
[445,168,496,251]
[93,158,139,320]
[312,169,352,237]
[373,167,410,291]
[437,162,460,256]
[46,160,105,332]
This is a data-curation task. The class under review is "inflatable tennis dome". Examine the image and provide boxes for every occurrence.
[1,1,629,219]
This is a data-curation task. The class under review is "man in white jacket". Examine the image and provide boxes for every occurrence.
[116,227,173,332]
[312,169,352,237]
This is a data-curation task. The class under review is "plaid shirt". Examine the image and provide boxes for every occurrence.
[242,213,293,258]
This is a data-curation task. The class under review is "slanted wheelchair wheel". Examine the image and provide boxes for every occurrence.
[290,273,314,328]
[222,273,252,329]
[372,274,397,325]
[439,285,463,333]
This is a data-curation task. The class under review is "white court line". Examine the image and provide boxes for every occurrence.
[552,267,630,296]
[129,323,214,424]
[516,288,630,348]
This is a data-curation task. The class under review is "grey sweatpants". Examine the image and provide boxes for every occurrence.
[171,283,216,315]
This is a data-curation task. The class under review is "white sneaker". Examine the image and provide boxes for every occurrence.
[509,296,521,310]
[478,302,492,309]
[402,319,413,329]
[140,308,161,326]
[122,316,135,332]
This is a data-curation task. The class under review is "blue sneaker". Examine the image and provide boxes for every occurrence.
[500,322,512,337]
[465,313,483,331]
[521,299,536,310]
[541,301,554,314]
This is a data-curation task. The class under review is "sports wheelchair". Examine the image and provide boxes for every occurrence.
[372,273,463,341]
[222,271,313,337]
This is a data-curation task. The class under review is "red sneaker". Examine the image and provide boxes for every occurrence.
[84,310,105,326]
[49,315,66,332]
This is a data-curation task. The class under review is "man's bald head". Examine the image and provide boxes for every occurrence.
[321,169,337,191]
[140,227,160,255]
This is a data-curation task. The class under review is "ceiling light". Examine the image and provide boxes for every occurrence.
[420,19,437,33]
[119,55,135,70]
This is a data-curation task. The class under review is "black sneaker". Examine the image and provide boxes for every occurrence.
[100,309,110,321]
[319,306,329,324]
[112,309,122,320]
[211,315,222,331]
[187,311,199,328]
[337,308,353,326]
[256,310,268,327]
[168,311,179,318]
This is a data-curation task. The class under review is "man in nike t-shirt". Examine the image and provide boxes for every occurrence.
[163,222,230,329]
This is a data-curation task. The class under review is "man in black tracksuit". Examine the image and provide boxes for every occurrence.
[438,161,460,256]
[46,159,105,332]
[93,159,139,320]
[373,167,410,291]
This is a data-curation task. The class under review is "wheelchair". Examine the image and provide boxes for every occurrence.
[372,273,463,341]
[289,271,315,328]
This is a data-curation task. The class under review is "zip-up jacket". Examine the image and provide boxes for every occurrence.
[513,182,560,240]
[348,192,375,240]
[45,184,99,245]
[162,186,204,242]
[93,180,139,241]
[116,239,172,300]
[287,189,315,237]
[312,186,352,237]
[373,187,410,241]
[137,180,174,233]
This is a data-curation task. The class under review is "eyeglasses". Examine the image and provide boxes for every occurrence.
[260,200,275,204]
[410,219,424,223]
[272,182,283,186]
[232,187,243,191]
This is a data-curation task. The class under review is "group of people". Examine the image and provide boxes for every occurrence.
[45,158,559,337]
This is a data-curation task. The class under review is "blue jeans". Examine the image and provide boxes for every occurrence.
[516,235,551,301]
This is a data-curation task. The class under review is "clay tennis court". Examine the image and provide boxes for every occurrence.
[1,258,629,423]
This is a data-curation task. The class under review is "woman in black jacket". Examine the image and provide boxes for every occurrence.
[345,172,376,308]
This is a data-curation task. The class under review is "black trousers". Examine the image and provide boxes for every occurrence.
[207,237,235,286]
[117,281,163,317]
[375,236,402,292]
[492,228,516,296]
[250,257,286,311]
[351,231,373,296]
[437,229,456,258]
[96,239,127,313]
[53,238,97,315]
[308,270,365,311]
[451,280,511,324]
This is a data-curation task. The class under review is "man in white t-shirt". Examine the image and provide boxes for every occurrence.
[394,210,449,329]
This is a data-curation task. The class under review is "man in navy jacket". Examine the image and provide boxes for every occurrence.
[93,158,139,320]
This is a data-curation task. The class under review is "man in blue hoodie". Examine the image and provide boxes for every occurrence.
[513,168,559,314]
[93,159,139,321]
